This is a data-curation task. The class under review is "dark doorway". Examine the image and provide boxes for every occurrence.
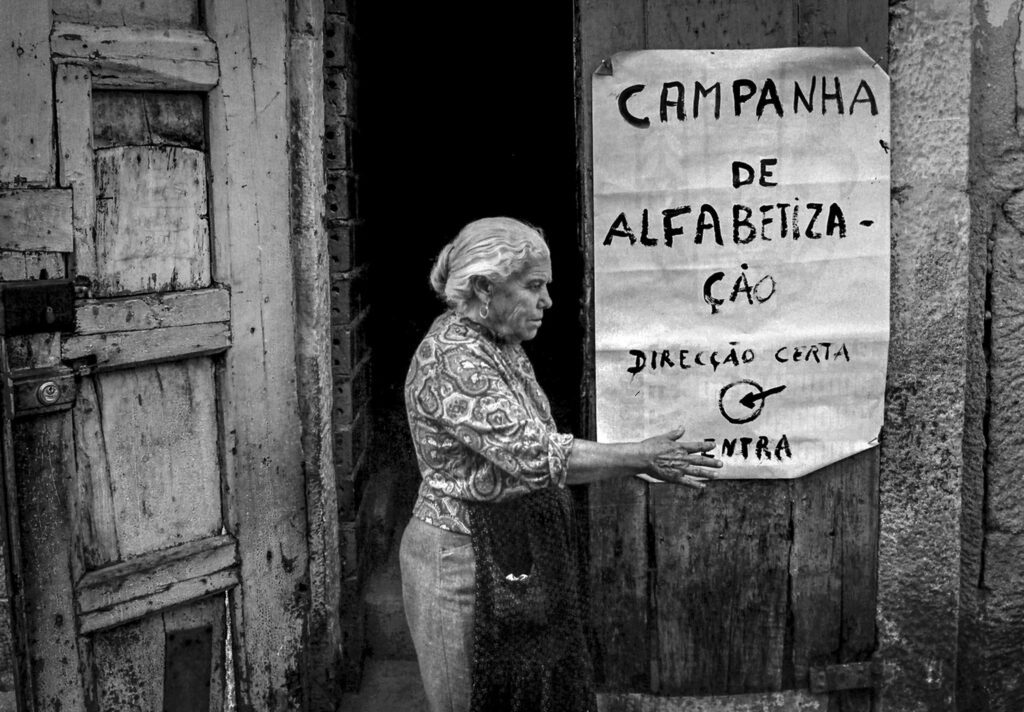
[360,3,582,521]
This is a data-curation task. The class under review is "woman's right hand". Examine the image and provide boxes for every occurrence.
[639,426,723,489]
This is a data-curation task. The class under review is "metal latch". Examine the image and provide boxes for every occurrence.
[809,660,882,693]
[1,279,79,417]
[0,279,76,336]
[9,367,77,418]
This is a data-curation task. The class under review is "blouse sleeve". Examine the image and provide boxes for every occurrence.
[410,339,574,496]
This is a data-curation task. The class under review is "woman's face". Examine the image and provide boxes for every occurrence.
[488,254,553,344]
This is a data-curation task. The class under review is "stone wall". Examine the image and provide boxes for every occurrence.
[880,0,1024,709]
[963,1,1024,710]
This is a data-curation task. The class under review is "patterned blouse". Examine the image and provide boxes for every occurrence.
[404,310,575,534]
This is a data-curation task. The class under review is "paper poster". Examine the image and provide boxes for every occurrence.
[592,48,890,478]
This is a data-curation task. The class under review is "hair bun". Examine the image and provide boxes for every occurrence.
[429,243,454,298]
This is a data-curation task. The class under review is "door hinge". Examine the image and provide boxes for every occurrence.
[809,659,882,693]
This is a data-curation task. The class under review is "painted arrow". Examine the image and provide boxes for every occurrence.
[739,384,787,409]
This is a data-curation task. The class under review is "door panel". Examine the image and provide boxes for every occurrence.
[93,145,211,295]
[22,21,231,707]
[578,0,885,707]
[652,482,793,693]
[74,359,221,568]
[93,91,205,151]
[1,2,305,709]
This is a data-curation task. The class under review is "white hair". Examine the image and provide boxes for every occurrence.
[429,217,549,312]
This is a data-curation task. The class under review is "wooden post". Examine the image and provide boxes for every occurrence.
[204,1,310,708]
[289,0,344,706]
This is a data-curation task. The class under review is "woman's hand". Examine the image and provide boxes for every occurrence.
[640,426,722,489]
[565,429,723,487]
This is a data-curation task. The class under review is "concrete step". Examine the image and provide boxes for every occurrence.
[340,659,427,712]
[362,536,416,660]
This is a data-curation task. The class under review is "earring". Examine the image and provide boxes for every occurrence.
[479,301,490,319]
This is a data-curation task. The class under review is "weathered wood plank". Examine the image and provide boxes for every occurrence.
[0,336,27,710]
[579,0,650,692]
[89,611,165,711]
[597,689,828,712]
[75,288,230,336]
[0,252,65,282]
[646,0,798,49]
[51,22,219,91]
[0,0,53,185]
[589,484,651,690]
[93,146,211,296]
[80,359,222,566]
[93,91,205,150]
[24,252,66,281]
[13,414,87,711]
[63,322,230,370]
[6,334,61,372]
[52,0,200,30]
[789,453,878,695]
[77,534,238,634]
[73,376,122,567]
[795,0,850,50]
[0,252,28,281]
[836,452,878,712]
[841,0,888,70]
[204,0,309,707]
[55,63,97,280]
[789,466,844,687]
[653,482,793,694]
[0,190,73,253]
[796,0,888,70]
[0,593,15,698]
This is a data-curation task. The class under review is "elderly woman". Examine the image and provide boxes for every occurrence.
[402,217,722,712]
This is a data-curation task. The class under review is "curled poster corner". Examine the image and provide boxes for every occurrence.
[596,57,613,76]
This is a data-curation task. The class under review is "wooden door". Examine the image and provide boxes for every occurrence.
[0,1,307,710]
[578,2,886,710]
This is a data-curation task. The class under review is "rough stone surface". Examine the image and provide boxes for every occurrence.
[962,1,1024,709]
[878,0,975,710]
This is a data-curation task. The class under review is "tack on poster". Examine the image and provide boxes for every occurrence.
[592,48,890,479]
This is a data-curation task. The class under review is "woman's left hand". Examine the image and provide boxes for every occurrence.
[639,426,723,489]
